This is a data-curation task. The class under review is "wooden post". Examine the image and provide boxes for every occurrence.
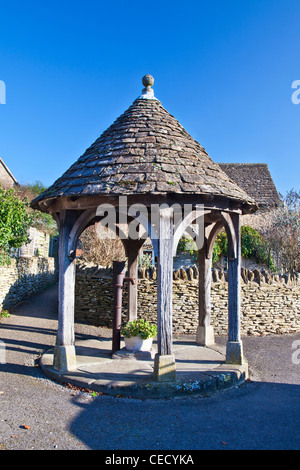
[127,252,138,322]
[154,207,176,382]
[127,239,142,322]
[53,210,77,372]
[226,212,244,364]
[196,237,214,346]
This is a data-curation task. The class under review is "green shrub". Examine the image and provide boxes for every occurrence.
[213,226,276,271]
[0,310,10,318]
[122,319,157,339]
[0,185,32,265]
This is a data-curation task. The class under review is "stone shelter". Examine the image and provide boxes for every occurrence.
[32,75,257,381]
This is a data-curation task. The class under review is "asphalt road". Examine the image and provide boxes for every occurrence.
[0,284,299,451]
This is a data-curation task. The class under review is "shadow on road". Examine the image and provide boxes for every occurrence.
[68,379,300,450]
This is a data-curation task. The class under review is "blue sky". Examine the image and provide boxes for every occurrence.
[0,0,299,196]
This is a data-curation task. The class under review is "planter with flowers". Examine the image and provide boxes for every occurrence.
[122,319,157,352]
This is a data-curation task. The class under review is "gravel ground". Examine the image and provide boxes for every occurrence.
[0,284,299,451]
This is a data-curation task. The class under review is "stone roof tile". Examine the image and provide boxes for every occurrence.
[32,79,257,210]
[219,163,281,209]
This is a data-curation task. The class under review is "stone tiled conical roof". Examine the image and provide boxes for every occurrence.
[32,76,257,209]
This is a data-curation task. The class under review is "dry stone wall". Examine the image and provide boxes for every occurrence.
[0,257,58,310]
[75,263,300,336]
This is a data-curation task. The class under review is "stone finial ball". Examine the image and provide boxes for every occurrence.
[142,74,154,88]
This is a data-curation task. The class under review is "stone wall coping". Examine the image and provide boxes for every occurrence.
[75,262,299,286]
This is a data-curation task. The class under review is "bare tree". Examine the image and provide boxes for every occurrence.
[79,224,125,267]
[260,189,300,273]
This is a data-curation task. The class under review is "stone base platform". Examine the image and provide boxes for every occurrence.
[40,337,248,399]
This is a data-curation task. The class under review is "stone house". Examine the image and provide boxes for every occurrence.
[0,157,55,258]
[211,163,281,270]
[219,163,281,228]
[0,157,19,189]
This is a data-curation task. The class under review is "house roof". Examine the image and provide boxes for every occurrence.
[218,163,281,209]
[0,158,19,187]
[32,76,257,211]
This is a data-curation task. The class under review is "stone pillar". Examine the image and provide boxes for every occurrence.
[53,210,77,372]
[153,207,176,382]
[196,238,214,346]
[226,212,244,364]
